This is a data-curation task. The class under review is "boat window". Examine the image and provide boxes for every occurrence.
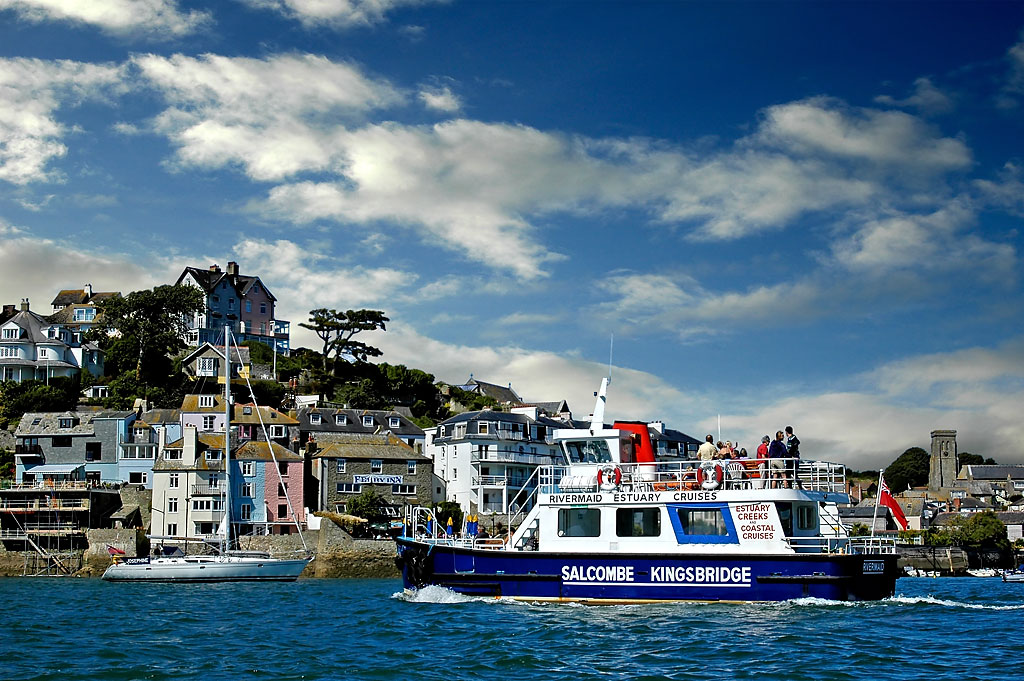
[564,439,612,464]
[557,508,601,537]
[796,504,816,531]
[676,508,729,536]
[775,503,794,536]
[616,507,661,537]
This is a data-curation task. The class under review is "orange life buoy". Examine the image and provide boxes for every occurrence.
[696,461,724,490]
[596,465,622,491]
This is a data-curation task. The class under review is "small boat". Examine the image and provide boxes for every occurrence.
[103,325,311,583]
[966,568,998,578]
[396,378,899,603]
[1002,569,1024,583]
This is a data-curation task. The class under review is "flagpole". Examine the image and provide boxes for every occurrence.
[870,469,883,538]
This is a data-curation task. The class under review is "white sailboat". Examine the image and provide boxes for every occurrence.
[103,325,312,582]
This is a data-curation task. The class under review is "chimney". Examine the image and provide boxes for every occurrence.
[305,435,317,454]
[20,298,29,312]
[2,304,14,317]
[209,263,220,272]
[83,283,92,298]
[226,261,239,277]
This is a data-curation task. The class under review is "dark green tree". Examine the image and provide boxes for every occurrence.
[88,285,205,384]
[299,308,388,375]
[958,452,997,471]
[883,447,930,494]
[431,500,464,532]
[0,378,80,427]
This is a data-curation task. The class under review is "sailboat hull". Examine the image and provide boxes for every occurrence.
[102,556,311,582]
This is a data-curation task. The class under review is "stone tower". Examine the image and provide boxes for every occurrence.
[929,429,957,492]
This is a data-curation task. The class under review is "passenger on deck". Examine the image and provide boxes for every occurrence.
[697,435,717,460]
[767,430,789,488]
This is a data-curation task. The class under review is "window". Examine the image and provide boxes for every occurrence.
[168,497,178,513]
[202,415,216,431]
[336,459,346,474]
[557,508,601,537]
[389,417,400,428]
[0,347,16,358]
[310,413,321,425]
[371,459,383,474]
[279,462,288,476]
[278,504,288,517]
[198,359,216,377]
[52,436,72,447]
[169,473,179,488]
[335,414,347,426]
[240,504,252,521]
[167,450,182,460]
[362,415,374,427]
[269,425,285,438]
[278,483,288,497]
[205,450,221,461]
[337,483,361,494]
[199,394,215,408]
[616,508,661,537]
[59,418,73,429]
[242,461,253,476]
[2,327,18,339]
[167,523,177,536]
[208,474,220,488]
[676,508,730,536]
[193,499,212,511]
[242,406,252,415]
[128,471,147,485]
[392,484,416,495]
[407,460,417,475]
[245,300,252,313]
[478,422,489,435]
[260,303,267,314]
[796,504,816,531]
[240,482,252,497]
[85,442,102,461]
[564,439,612,464]
[228,298,235,310]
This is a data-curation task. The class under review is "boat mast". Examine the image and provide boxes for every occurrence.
[223,323,232,554]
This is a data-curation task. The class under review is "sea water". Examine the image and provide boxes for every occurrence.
[1,577,1022,681]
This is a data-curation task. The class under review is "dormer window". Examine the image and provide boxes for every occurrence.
[335,414,346,426]
[478,422,489,435]
[362,415,374,427]
[199,395,215,408]
[59,418,73,429]
[2,327,18,339]
[389,417,400,428]
[310,413,321,425]
[242,406,252,415]
[206,450,222,461]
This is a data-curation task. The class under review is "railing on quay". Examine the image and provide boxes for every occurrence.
[0,498,90,511]
[1,480,91,491]
[787,536,897,555]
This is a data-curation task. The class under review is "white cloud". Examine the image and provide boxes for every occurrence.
[755,97,971,171]
[238,0,447,28]
[418,84,461,113]
[495,312,560,327]
[974,161,1024,216]
[874,77,954,115]
[0,0,209,38]
[0,58,124,185]
[0,221,174,308]
[230,237,417,327]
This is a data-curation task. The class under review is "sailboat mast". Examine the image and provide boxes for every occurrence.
[224,324,232,554]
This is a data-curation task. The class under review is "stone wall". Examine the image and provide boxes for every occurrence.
[898,545,969,573]
[117,485,153,529]
[314,516,399,578]
[79,528,148,576]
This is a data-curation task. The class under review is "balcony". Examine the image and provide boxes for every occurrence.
[472,450,557,466]
[191,485,225,496]
[473,475,507,487]
[14,445,43,458]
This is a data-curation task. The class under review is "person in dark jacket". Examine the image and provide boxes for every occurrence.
[785,425,801,489]
[767,431,789,488]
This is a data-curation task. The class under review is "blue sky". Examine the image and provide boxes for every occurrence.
[1,0,1023,468]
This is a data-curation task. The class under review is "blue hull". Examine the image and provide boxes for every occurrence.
[395,538,898,602]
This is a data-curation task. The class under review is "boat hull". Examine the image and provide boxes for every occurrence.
[395,538,898,603]
[102,556,311,582]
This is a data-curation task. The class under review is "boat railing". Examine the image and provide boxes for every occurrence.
[540,459,847,494]
[402,506,506,551]
[787,536,897,555]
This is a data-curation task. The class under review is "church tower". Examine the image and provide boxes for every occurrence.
[928,429,957,492]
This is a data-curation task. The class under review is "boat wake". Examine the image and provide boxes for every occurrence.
[884,595,1024,610]
[392,585,483,604]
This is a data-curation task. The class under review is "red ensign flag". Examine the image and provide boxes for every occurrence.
[879,476,908,530]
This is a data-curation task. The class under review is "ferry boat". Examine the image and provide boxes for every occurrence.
[395,379,899,603]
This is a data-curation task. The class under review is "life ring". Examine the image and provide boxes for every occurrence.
[596,465,622,492]
[697,461,723,490]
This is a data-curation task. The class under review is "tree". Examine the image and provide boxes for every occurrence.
[299,308,388,375]
[959,452,997,471]
[884,447,930,494]
[88,285,205,384]
[431,500,464,532]
[0,378,80,427]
